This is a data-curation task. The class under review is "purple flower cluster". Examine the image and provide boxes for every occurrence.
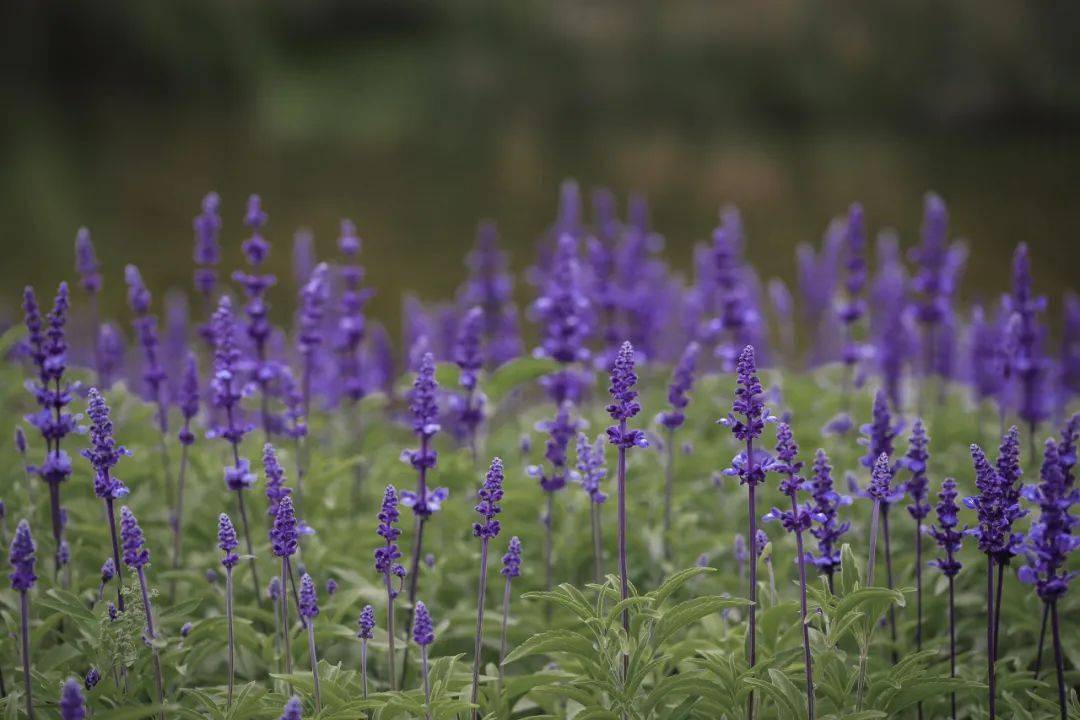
[902,420,931,521]
[299,572,319,620]
[606,342,647,449]
[374,485,405,592]
[657,341,699,430]
[461,220,521,367]
[574,433,607,504]
[720,346,774,486]
[297,263,330,366]
[868,453,895,504]
[764,424,818,533]
[965,444,1019,557]
[400,353,448,516]
[1007,243,1050,428]
[178,352,200,446]
[928,478,964,577]
[452,306,485,439]
[82,388,131,500]
[336,219,375,403]
[218,513,240,569]
[412,600,435,646]
[120,505,149,569]
[263,442,291,520]
[529,402,583,492]
[501,536,522,578]
[271,496,298,558]
[838,203,868,366]
[1018,437,1078,601]
[859,390,900,473]
[59,677,86,720]
[124,266,168,432]
[357,604,376,640]
[193,192,222,300]
[473,457,504,539]
[75,228,101,295]
[9,520,37,591]
[806,449,851,576]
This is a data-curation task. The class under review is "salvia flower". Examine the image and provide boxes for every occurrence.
[573,433,607,503]
[100,557,115,584]
[193,191,222,299]
[218,513,240,569]
[928,478,964,577]
[335,220,375,403]
[278,697,303,720]
[1007,243,1050,429]
[868,453,895,504]
[299,572,319,619]
[268,576,281,601]
[358,604,376,639]
[473,457,504,539]
[528,402,584,492]
[454,306,484,393]
[903,420,932,521]
[180,622,192,637]
[326,578,337,596]
[297,263,330,359]
[271,496,298,558]
[263,443,291,517]
[82,388,131,500]
[1018,439,1078,601]
[59,677,86,720]
[993,426,1026,564]
[9,520,36,591]
[412,600,435,646]
[125,266,168,431]
[965,444,1013,557]
[400,355,447,517]
[74,228,101,295]
[806,449,850,578]
[84,668,100,690]
[224,458,256,492]
[501,536,522,578]
[604,341,647,446]
[719,346,774,486]
[657,341,699,430]
[532,233,591,370]
[838,203,867,365]
[119,506,149,568]
[763,423,819,533]
[374,486,405,590]
[859,389,900,473]
[178,352,199,446]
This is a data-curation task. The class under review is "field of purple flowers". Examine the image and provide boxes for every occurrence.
[2,182,1077,719]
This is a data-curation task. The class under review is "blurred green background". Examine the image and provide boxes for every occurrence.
[2,1,1078,330]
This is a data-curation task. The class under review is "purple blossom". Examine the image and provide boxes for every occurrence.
[965,444,1016,557]
[719,346,774,486]
[969,305,1002,404]
[82,388,131,500]
[708,210,758,369]
[374,486,405,592]
[336,219,375,403]
[993,426,1027,564]
[358,604,375,639]
[763,423,819,533]
[501,536,522,578]
[84,668,100,690]
[928,478,964,577]
[412,600,435,646]
[574,433,607,504]
[9,520,36,591]
[225,458,256,491]
[208,297,252,448]
[454,306,484,393]
[859,389,901,475]
[532,233,591,397]
[606,342,647,449]
[1018,439,1078,601]
[473,457,504,539]
[299,572,319,619]
[59,677,86,720]
[178,352,199,446]
[271,496,298,558]
[838,203,868,368]
[125,266,168,431]
[903,420,931,521]
[100,557,115,584]
[297,262,329,358]
[868,453,895,505]
[657,342,699,430]
[1007,243,1050,428]
[268,576,281,601]
[119,505,149,569]
[218,513,239,569]
[405,353,440,442]
[74,228,101,295]
[806,449,851,578]
[529,402,584,492]
[193,192,222,299]
[180,622,192,638]
[326,578,337,596]
[263,443,291,517]
[278,697,302,720]
[461,220,520,367]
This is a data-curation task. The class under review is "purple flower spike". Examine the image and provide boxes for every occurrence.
[299,572,319,619]
[929,478,964,577]
[409,353,440,440]
[178,353,200,446]
[374,486,405,587]
[412,600,435,646]
[193,192,222,298]
[501,536,522,578]
[100,557,115,583]
[859,389,900,473]
[82,388,131,500]
[9,520,36,591]
[455,306,484,393]
[271,496,298,558]
[218,513,240,569]
[84,668,100,690]
[574,433,607,504]
[473,457,504,539]
[263,443,291,517]
[533,233,591,369]
[224,458,257,492]
[903,420,931,521]
[119,506,149,569]
[59,677,87,720]
[278,697,302,720]
[1008,243,1050,430]
[358,605,375,639]
[868,453,895,504]
[1018,439,1078,601]
[75,228,101,295]
[298,262,330,360]
[965,444,1012,557]
[658,342,699,430]
[606,342,647,449]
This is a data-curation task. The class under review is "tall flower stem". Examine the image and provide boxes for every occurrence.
[662,428,675,559]
[881,508,898,663]
[170,442,190,599]
[498,576,512,685]
[617,417,630,682]
[401,515,427,685]
[986,556,997,720]
[306,621,321,712]
[544,492,554,593]
[19,590,31,719]
[235,488,260,598]
[470,539,490,720]
[384,574,397,691]
[948,575,957,720]
[1033,602,1049,680]
[280,559,293,688]
[225,566,235,708]
[1050,600,1066,720]
[421,646,431,720]
[914,521,924,720]
[790,494,815,720]
[746,441,757,720]
[992,561,1005,657]
[856,495,881,710]
[105,500,125,612]
[136,567,166,719]
[360,637,369,699]
[591,503,603,584]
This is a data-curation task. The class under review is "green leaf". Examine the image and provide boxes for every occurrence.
[501,630,597,665]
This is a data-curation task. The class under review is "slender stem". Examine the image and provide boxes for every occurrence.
[993,560,1005,658]
[986,555,997,720]
[1050,600,1066,720]
[746,437,757,720]
[948,574,957,720]
[235,489,261,598]
[225,567,235,709]
[105,499,125,612]
[384,572,397,691]
[307,621,321,713]
[791,496,814,720]
[544,491,554,594]
[591,502,603,584]
[867,500,881,587]
[136,567,166,719]
[1034,601,1049,680]
[401,516,427,687]
[498,577,512,687]
[471,539,490,720]
[19,590,31,720]
[288,562,307,629]
[281,559,293,691]
[881,507,898,664]
[617,420,630,682]
[272,583,282,681]
[48,480,63,578]
[157,431,174,537]
[170,440,190,601]
[915,520,923,720]
[361,639,369,699]
[662,427,675,559]
[421,647,432,720]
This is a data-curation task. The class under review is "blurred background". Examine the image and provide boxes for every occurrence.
[2,0,1078,331]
